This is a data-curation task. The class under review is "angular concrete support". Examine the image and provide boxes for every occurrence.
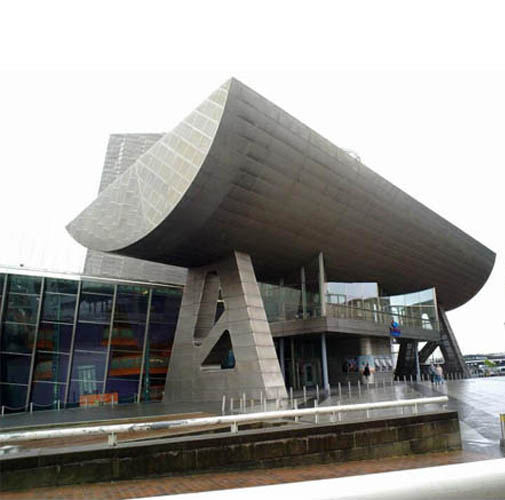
[164,251,287,402]
[438,307,471,377]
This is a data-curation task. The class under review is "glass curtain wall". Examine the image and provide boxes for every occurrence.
[0,272,182,413]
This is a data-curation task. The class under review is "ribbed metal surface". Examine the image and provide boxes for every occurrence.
[68,78,495,311]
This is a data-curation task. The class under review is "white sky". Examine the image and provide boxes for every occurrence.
[0,0,503,354]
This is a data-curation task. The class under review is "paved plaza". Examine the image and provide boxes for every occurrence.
[1,377,504,498]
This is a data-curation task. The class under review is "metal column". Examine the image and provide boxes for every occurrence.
[137,289,153,403]
[300,266,307,319]
[318,252,326,317]
[321,333,329,392]
[102,285,118,394]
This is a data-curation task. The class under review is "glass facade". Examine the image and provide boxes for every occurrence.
[0,271,182,413]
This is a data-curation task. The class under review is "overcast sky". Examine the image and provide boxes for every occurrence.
[1,0,503,354]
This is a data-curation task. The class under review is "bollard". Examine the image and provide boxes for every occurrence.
[230,397,234,413]
[57,400,60,411]
[410,375,413,383]
[327,382,331,397]
[289,386,293,405]
[222,395,226,415]
[30,402,33,414]
[348,380,351,397]
[358,381,361,397]
[500,414,505,450]
[403,375,407,384]
[303,386,307,404]
[250,399,254,412]
[242,393,246,412]
[1,405,4,417]
[338,382,342,398]
[314,400,319,424]
[316,384,319,401]
[260,391,263,406]
[294,399,299,422]
[108,432,118,447]
[263,398,267,412]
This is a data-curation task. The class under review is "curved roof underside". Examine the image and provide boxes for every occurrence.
[67,78,495,311]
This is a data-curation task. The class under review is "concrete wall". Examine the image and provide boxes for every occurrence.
[0,411,461,491]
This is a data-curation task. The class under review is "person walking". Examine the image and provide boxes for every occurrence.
[363,362,371,383]
[429,363,436,383]
[435,364,444,384]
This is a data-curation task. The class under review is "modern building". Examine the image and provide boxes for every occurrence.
[0,78,495,411]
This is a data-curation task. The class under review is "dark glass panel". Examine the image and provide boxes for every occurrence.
[67,379,101,406]
[0,273,4,293]
[5,294,40,324]
[38,322,72,352]
[78,293,113,323]
[110,322,144,351]
[0,384,28,411]
[42,294,76,323]
[144,351,170,376]
[147,323,175,351]
[108,351,142,379]
[71,350,106,381]
[0,353,31,384]
[45,278,78,295]
[30,382,66,408]
[81,281,114,295]
[33,352,69,383]
[1,323,35,353]
[105,378,138,403]
[114,290,148,323]
[74,323,109,352]
[149,288,182,324]
[7,275,42,295]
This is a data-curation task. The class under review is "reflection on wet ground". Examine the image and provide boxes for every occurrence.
[315,376,505,458]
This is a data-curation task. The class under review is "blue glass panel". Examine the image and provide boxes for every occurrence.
[110,322,144,351]
[7,275,42,295]
[74,323,109,352]
[0,384,28,411]
[105,378,139,403]
[33,352,69,383]
[5,294,40,324]
[42,294,76,323]
[114,291,148,323]
[71,350,106,381]
[38,322,72,352]
[0,353,31,384]
[45,278,78,295]
[78,293,113,323]
[147,323,175,351]
[30,382,66,408]
[149,288,182,324]
[1,323,35,353]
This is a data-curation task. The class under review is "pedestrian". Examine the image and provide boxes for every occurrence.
[436,364,444,384]
[429,364,436,383]
[363,362,371,382]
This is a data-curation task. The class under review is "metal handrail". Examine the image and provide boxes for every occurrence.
[0,396,448,445]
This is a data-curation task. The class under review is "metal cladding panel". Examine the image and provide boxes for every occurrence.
[67,78,495,311]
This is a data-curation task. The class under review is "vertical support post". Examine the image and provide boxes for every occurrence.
[321,333,330,393]
[414,340,421,382]
[279,277,286,320]
[290,336,297,389]
[102,285,118,394]
[64,280,82,408]
[318,252,327,317]
[279,337,286,381]
[222,395,226,415]
[338,382,342,398]
[301,266,307,319]
[25,277,45,410]
[137,289,153,403]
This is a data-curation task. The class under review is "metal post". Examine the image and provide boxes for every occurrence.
[290,336,297,389]
[316,384,319,401]
[289,386,293,406]
[338,382,342,398]
[303,386,307,403]
[1,406,4,417]
[279,337,286,381]
[63,280,82,408]
[230,422,238,433]
[318,252,327,317]
[358,380,361,397]
[230,397,234,413]
[222,395,226,415]
[137,289,153,403]
[415,340,421,382]
[294,399,299,422]
[242,393,246,413]
[321,332,330,392]
[25,277,45,410]
[348,381,351,397]
[301,266,307,319]
[57,400,60,411]
[30,402,33,414]
[102,284,118,394]
[263,398,267,412]
[314,399,319,424]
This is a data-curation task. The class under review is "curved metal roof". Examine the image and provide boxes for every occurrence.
[67,78,495,311]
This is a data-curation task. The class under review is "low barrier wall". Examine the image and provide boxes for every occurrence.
[0,411,461,492]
